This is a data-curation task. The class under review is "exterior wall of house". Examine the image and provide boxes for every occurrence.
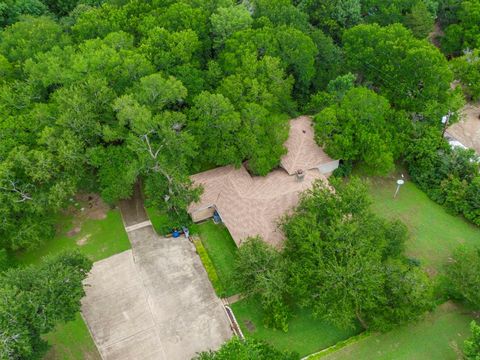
[318,160,340,174]
[191,206,215,223]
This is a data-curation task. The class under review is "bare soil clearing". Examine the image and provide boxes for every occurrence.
[63,193,110,238]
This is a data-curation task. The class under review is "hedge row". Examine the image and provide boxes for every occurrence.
[193,238,225,297]
[406,130,480,226]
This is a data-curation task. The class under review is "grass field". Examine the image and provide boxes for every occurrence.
[145,206,180,236]
[15,202,130,360]
[197,221,240,297]
[43,313,100,360]
[232,297,360,357]
[314,174,480,360]
[16,210,130,265]
[366,174,480,274]
[320,302,475,360]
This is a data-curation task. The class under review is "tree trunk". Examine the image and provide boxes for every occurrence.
[356,308,368,330]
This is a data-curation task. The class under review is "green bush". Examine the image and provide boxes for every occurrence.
[193,238,225,297]
[0,249,11,272]
[406,131,480,227]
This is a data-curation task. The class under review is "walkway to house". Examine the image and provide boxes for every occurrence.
[81,185,232,360]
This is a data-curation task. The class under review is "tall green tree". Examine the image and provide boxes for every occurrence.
[234,237,290,331]
[451,49,480,101]
[188,91,242,167]
[404,1,435,38]
[343,23,455,119]
[282,178,433,330]
[313,87,396,175]
[0,16,69,63]
[210,4,252,50]
[0,251,92,360]
[444,246,480,308]
[113,95,200,222]
[441,0,480,56]
[194,337,298,360]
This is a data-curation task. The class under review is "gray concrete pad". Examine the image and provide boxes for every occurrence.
[81,227,232,360]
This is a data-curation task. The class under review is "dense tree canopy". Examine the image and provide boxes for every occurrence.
[0,251,92,359]
[194,337,298,360]
[444,246,480,308]
[406,128,480,224]
[1,0,479,356]
[234,237,290,331]
[440,0,480,56]
[343,23,456,119]
[282,178,433,331]
[451,49,480,101]
[314,87,397,175]
[233,178,434,333]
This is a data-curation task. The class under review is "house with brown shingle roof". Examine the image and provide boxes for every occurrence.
[188,116,339,247]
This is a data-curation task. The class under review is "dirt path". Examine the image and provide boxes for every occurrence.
[118,183,148,227]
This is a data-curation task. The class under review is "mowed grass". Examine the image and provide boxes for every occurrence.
[16,209,130,265]
[366,175,480,274]
[145,207,172,235]
[318,174,480,360]
[232,297,360,357]
[197,221,240,297]
[320,302,475,360]
[15,205,130,360]
[43,313,100,360]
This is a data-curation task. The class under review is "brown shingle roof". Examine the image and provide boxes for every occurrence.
[281,116,334,175]
[189,166,326,247]
[189,116,333,247]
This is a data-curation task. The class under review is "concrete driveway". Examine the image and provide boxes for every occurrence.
[81,187,232,360]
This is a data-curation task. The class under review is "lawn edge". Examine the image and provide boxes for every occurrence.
[192,237,225,296]
[302,331,370,360]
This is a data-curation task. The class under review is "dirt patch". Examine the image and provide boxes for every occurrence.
[66,226,82,238]
[244,319,256,333]
[77,234,91,246]
[447,103,480,154]
[62,193,110,238]
[76,193,109,220]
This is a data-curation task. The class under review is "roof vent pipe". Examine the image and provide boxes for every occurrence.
[296,169,305,182]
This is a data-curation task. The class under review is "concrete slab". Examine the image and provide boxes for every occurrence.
[81,227,232,360]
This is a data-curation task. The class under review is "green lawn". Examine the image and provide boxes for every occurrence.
[197,221,240,297]
[43,313,100,360]
[16,209,130,265]
[145,207,172,235]
[232,297,360,357]
[314,174,480,360]
[16,204,130,360]
[366,175,480,274]
[319,302,475,360]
